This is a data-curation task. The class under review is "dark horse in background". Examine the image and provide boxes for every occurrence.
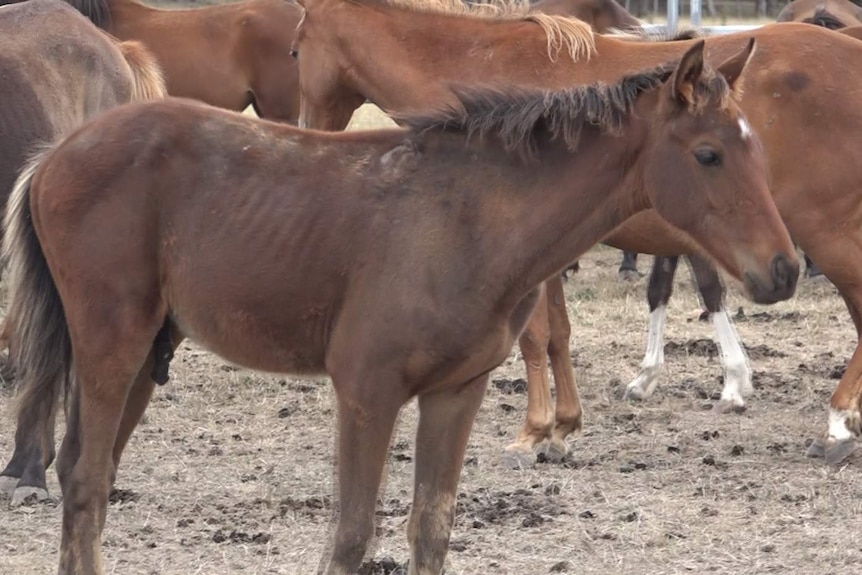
[530,0,641,32]
[0,0,166,506]
[777,0,862,29]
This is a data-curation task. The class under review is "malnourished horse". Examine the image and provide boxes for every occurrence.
[777,0,862,29]
[62,0,303,122]
[530,0,641,31]
[0,0,166,506]
[292,0,862,466]
[6,42,794,573]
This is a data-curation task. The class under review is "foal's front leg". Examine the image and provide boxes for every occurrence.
[408,374,488,575]
[320,376,406,575]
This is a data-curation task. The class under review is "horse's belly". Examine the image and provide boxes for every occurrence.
[170,299,330,376]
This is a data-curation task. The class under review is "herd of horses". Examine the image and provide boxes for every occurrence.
[0,0,861,573]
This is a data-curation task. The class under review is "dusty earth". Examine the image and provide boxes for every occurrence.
[2,106,862,575]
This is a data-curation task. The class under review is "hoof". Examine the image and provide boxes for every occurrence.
[541,439,569,463]
[623,385,646,402]
[825,438,857,466]
[617,269,641,283]
[10,485,50,508]
[712,399,746,415]
[0,475,18,498]
[805,438,827,459]
[501,448,537,470]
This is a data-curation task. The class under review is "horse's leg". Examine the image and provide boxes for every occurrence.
[618,250,640,282]
[804,253,829,283]
[320,373,405,575]
[56,314,162,575]
[686,255,752,414]
[625,256,679,400]
[1,368,59,506]
[407,373,488,575]
[545,274,582,460]
[807,291,862,464]
[503,283,552,468]
[111,327,182,471]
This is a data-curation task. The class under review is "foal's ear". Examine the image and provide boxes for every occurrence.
[716,38,756,96]
[671,40,706,107]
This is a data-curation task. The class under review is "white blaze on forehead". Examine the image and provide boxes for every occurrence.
[738,117,752,140]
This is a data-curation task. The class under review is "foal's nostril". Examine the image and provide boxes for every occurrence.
[770,254,799,291]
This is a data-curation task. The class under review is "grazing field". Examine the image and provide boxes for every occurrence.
[2,105,861,575]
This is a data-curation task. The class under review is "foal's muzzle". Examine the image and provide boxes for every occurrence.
[744,253,799,304]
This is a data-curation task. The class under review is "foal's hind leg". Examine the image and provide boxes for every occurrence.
[408,374,488,575]
[625,256,678,400]
[56,313,164,575]
[504,284,553,468]
[686,255,752,414]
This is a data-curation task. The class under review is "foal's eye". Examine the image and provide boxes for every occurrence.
[694,148,722,167]
[290,49,299,59]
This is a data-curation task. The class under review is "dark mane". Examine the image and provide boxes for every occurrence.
[66,0,111,28]
[807,8,850,29]
[401,63,728,161]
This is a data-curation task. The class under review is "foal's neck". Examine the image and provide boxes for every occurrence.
[459,122,651,310]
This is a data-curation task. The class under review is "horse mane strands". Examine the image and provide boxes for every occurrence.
[381,0,532,18]
[401,64,688,161]
[526,13,596,61]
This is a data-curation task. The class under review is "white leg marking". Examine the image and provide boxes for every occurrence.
[626,306,667,400]
[712,310,751,410]
[828,409,855,442]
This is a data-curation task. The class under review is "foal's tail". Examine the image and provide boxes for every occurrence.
[4,149,73,419]
[118,40,167,102]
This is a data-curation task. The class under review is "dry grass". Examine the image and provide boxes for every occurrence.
[1,233,859,574]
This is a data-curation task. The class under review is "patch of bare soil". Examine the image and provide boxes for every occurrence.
[2,107,861,575]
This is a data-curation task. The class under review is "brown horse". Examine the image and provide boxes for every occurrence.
[530,0,641,31]
[292,0,862,466]
[61,0,302,122]
[0,0,166,506]
[5,41,794,573]
[777,0,862,28]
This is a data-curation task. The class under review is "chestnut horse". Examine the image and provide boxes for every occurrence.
[62,0,302,122]
[777,0,862,29]
[0,0,166,506]
[6,41,794,573]
[292,0,862,466]
[530,0,641,31]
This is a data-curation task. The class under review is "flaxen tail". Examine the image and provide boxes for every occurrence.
[4,149,73,420]
[118,40,167,102]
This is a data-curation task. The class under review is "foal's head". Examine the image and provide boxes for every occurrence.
[640,39,797,304]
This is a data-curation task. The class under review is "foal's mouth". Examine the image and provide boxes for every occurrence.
[742,253,799,304]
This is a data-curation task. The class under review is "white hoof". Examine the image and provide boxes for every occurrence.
[10,485,49,508]
[625,366,662,401]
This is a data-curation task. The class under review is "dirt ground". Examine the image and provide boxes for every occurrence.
[2,106,862,575]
